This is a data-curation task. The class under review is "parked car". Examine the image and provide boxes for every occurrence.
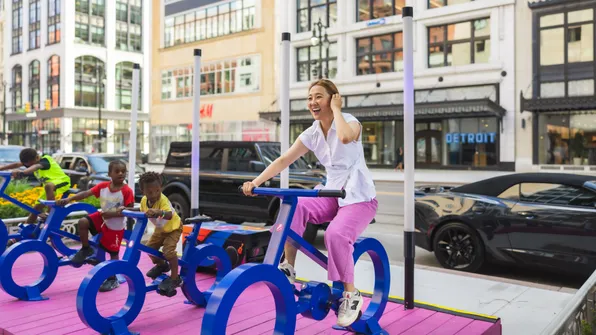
[161,141,335,242]
[414,173,596,275]
[54,153,145,201]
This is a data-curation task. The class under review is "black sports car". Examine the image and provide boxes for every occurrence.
[414,173,596,275]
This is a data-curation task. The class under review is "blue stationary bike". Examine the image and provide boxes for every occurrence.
[201,187,391,335]
[0,174,122,301]
[76,212,232,335]
[0,171,79,250]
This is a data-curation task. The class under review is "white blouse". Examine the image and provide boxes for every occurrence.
[299,113,376,207]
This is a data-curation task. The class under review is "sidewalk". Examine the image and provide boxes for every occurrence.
[295,253,574,335]
[369,168,514,185]
[143,163,513,185]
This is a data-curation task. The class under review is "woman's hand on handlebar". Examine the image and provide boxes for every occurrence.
[242,181,258,196]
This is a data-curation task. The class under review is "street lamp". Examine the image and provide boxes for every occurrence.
[92,67,106,152]
[1,80,7,145]
[310,18,330,79]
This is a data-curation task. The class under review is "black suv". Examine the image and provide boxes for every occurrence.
[162,141,326,225]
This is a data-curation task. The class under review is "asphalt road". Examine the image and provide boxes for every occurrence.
[309,181,587,291]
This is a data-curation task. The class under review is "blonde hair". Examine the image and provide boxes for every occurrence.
[308,79,339,96]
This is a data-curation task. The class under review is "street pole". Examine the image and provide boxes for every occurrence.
[2,82,7,145]
[97,68,103,153]
[128,64,140,198]
[191,49,202,219]
[280,32,290,189]
[402,4,415,310]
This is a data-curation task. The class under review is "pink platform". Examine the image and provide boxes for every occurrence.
[0,250,502,334]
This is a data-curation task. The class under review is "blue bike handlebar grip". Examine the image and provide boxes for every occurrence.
[317,189,346,198]
[122,210,147,219]
[39,200,56,206]
[0,171,11,177]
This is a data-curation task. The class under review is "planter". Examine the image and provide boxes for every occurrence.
[573,157,583,166]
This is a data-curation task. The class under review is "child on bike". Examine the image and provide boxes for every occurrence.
[0,148,71,224]
[56,160,133,292]
[122,171,182,296]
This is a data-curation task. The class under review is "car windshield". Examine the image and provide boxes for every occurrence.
[88,156,144,174]
[0,147,22,163]
[258,143,310,170]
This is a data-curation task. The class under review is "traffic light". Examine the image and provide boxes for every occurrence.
[99,129,107,138]
[45,99,51,111]
[24,102,31,113]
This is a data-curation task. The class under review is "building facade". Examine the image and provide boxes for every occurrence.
[262,0,516,170]
[150,0,278,163]
[3,0,151,155]
[0,0,6,144]
[518,0,596,173]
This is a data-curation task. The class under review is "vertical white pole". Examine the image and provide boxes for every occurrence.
[402,5,415,310]
[280,32,290,189]
[191,49,201,218]
[128,64,140,198]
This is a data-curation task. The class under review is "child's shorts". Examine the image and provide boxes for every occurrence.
[86,212,124,255]
[145,226,182,260]
[36,181,71,205]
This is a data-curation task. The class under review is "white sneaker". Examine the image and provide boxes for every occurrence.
[337,289,363,327]
[278,262,296,285]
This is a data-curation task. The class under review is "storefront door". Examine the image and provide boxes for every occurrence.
[415,130,442,166]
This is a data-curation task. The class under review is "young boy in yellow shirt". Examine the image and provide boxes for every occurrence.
[135,172,183,295]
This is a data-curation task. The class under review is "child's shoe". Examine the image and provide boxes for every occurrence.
[146,262,170,279]
[278,262,296,285]
[99,276,120,292]
[158,276,182,297]
[71,246,95,265]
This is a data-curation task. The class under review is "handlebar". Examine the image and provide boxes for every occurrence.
[122,210,147,219]
[0,171,12,177]
[39,200,56,207]
[238,186,345,199]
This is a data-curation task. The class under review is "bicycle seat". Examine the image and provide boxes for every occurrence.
[185,215,213,225]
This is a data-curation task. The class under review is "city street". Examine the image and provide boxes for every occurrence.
[309,181,587,291]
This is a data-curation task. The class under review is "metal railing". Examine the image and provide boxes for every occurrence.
[541,271,596,335]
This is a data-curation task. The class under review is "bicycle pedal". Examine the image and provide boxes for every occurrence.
[157,288,177,298]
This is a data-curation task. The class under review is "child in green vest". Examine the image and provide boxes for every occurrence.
[0,148,71,224]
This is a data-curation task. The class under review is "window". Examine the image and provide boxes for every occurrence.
[297,42,338,81]
[163,0,255,48]
[356,32,403,75]
[75,0,105,45]
[520,183,596,207]
[537,8,595,98]
[428,0,474,8]
[29,60,40,110]
[47,55,60,108]
[161,55,261,100]
[227,147,258,171]
[12,0,23,54]
[12,65,22,109]
[442,117,498,167]
[498,184,520,200]
[201,147,223,170]
[74,56,104,107]
[537,112,596,166]
[48,0,61,44]
[428,18,490,68]
[297,0,337,33]
[114,0,142,52]
[115,62,141,110]
[28,0,41,49]
[358,0,405,22]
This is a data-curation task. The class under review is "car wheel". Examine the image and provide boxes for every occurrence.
[432,222,484,273]
[168,193,190,222]
[302,223,319,244]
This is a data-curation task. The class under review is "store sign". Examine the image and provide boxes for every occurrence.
[367,18,386,27]
[445,132,496,144]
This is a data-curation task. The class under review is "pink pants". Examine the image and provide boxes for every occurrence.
[289,197,378,283]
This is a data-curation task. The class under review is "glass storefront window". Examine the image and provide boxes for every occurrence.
[538,112,596,165]
[440,118,498,167]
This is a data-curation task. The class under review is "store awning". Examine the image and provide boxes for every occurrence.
[528,0,569,9]
[259,98,506,123]
[520,91,596,112]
